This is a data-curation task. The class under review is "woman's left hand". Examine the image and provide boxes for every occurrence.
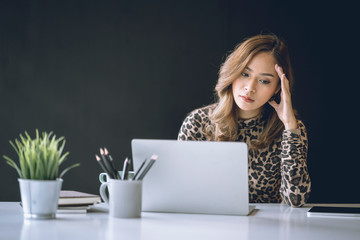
[268,64,298,130]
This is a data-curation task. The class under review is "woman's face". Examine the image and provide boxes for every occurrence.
[232,52,280,119]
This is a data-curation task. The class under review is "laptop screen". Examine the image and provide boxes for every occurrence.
[132,139,252,215]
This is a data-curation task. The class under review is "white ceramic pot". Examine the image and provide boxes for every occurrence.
[18,178,63,219]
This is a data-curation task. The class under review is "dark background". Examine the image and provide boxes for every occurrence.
[0,0,358,203]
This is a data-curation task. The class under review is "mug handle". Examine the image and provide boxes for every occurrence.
[99,182,109,204]
[99,173,107,183]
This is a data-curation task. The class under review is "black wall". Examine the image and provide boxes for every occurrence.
[1,0,358,203]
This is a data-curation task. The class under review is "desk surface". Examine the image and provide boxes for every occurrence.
[1,202,359,240]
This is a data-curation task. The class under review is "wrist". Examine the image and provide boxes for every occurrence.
[283,117,298,130]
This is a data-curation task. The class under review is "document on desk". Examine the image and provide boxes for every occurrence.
[307,206,360,218]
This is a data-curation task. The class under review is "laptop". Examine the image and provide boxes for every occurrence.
[131,139,255,216]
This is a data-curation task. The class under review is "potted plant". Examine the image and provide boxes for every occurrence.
[3,130,80,219]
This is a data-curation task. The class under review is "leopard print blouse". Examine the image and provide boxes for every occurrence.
[177,104,311,207]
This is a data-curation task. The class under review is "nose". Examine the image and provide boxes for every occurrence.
[244,78,256,93]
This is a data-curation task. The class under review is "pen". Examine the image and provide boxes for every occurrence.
[136,155,157,180]
[125,158,132,180]
[104,147,122,179]
[122,158,130,180]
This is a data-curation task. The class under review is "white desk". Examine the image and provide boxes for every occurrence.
[0,202,359,240]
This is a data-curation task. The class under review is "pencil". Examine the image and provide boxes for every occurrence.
[95,155,113,178]
[136,155,157,180]
[100,148,116,179]
[132,157,147,180]
[104,147,121,179]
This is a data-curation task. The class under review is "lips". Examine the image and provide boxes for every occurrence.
[240,95,254,103]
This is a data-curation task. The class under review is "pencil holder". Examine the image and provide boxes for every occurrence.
[100,179,142,218]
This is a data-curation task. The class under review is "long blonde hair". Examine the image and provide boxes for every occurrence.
[208,34,295,148]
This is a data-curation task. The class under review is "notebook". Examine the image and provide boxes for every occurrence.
[131,139,255,216]
[58,190,101,206]
[307,206,360,218]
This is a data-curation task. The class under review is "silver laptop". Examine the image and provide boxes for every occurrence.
[131,139,255,216]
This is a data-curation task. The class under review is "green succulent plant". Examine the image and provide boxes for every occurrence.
[3,130,80,180]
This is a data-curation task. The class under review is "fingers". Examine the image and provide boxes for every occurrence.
[275,64,290,96]
[275,64,284,77]
[268,99,277,109]
[275,64,285,85]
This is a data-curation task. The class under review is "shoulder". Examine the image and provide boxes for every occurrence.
[186,104,215,122]
[177,104,216,141]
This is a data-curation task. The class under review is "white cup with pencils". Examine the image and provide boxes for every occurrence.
[100,179,142,218]
[95,148,157,218]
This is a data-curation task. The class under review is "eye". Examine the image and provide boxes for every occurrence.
[259,79,270,84]
[241,72,249,77]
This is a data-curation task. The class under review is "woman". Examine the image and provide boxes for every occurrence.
[177,34,311,207]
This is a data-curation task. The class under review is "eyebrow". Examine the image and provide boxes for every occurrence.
[244,66,275,77]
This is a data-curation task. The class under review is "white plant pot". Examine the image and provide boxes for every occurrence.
[18,178,63,219]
